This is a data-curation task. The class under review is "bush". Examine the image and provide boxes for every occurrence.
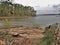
[37,24,57,45]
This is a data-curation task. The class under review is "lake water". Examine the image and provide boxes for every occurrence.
[0,15,60,27]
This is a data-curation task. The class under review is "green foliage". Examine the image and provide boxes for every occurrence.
[37,24,57,45]
[0,31,14,42]
[0,32,6,39]
[3,19,12,27]
[0,1,36,16]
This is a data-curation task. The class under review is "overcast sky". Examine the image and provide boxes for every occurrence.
[14,0,60,7]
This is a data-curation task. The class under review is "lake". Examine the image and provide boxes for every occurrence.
[0,15,60,27]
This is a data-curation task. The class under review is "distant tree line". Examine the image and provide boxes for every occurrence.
[0,0,36,16]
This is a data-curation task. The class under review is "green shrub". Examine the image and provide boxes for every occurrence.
[37,24,57,45]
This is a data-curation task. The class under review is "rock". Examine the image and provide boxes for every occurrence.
[48,24,51,28]
[8,32,19,37]
[19,34,28,37]
[12,33,19,37]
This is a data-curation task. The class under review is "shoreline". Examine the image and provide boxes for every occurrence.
[0,26,44,45]
[0,16,36,19]
[0,26,44,30]
[0,23,58,45]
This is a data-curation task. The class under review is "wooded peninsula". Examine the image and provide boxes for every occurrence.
[0,1,36,17]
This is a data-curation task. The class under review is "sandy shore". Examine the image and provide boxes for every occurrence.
[0,16,34,19]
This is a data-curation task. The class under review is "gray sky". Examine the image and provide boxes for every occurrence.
[14,0,60,7]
